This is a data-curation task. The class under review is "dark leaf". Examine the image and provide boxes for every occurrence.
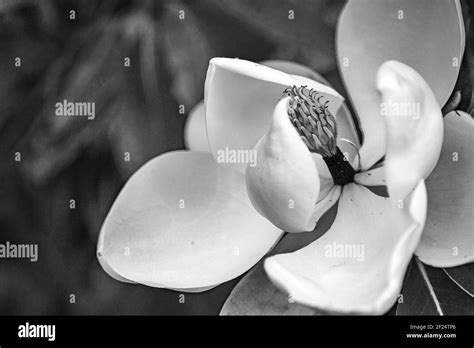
[443,264,474,297]
[396,258,474,315]
[442,44,472,115]
[220,260,319,315]
[220,204,338,315]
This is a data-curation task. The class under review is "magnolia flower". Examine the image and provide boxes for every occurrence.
[97,0,472,313]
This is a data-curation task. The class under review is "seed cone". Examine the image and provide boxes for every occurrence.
[284,85,337,157]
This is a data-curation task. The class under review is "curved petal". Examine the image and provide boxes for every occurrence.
[96,241,135,284]
[204,58,344,172]
[312,185,342,223]
[264,182,427,314]
[246,98,325,233]
[337,0,464,169]
[184,60,361,158]
[416,111,474,267]
[97,151,282,291]
[377,61,443,201]
[184,101,210,152]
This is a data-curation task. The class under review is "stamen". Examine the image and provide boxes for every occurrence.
[284,85,337,158]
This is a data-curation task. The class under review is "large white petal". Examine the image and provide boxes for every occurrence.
[184,60,361,158]
[416,111,474,267]
[205,58,343,172]
[337,0,464,169]
[376,61,443,201]
[97,151,282,291]
[246,98,333,233]
[264,182,427,314]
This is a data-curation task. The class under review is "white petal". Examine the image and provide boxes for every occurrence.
[337,0,464,169]
[377,61,443,201]
[184,101,210,152]
[97,151,282,290]
[183,60,361,158]
[96,239,135,284]
[246,98,324,233]
[264,182,427,314]
[354,165,385,187]
[205,57,343,172]
[416,111,474,267]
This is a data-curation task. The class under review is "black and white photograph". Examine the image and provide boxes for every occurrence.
[0,0,473,345]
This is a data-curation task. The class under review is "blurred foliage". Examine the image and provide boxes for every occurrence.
[0,0,343,314]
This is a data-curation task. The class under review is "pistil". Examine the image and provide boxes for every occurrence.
[284,85,356,186]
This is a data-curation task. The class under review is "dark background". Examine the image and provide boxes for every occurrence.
[0,0,348,314]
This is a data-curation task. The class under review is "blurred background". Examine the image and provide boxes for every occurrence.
[0,0,349,314]
[0,0,471,315]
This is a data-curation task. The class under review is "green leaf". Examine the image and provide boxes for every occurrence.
[396,258,474,315]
